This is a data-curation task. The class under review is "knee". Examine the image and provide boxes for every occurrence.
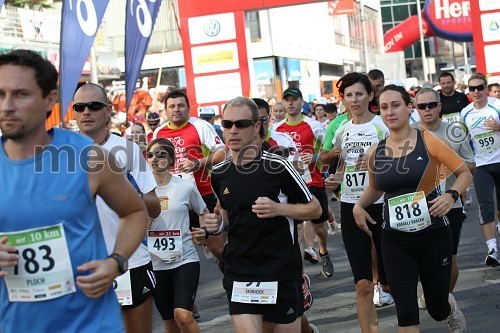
[426,299,451,321]
[173,308,194,327]
[355,280,374,299]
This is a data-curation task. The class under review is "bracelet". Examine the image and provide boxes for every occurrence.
[201,226,210,239]
[211,219,225,235]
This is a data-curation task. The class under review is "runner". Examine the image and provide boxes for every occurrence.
[0,49,149,333]
[73,83,161,333]
[324,72,391,332]
[460,74,500,267]
[207,97,321,333]
[146,138,210,333]
[353,84,471,332]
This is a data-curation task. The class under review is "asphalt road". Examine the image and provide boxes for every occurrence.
[153,185,500,332]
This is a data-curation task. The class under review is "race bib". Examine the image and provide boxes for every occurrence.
[442,112,460,124]
[113,270,132,306]
[0,224,76,302]
[231,281,278,304]
[147,230,183,263]
[388,191,432,232]
[343,166,368,199]
[473,131,499,155]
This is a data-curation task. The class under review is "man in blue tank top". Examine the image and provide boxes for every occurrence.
[0,50,149,333]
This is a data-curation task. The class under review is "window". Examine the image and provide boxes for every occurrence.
[392,5,410,21]
[247,11,261,42]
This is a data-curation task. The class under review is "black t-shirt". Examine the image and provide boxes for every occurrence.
[211,150,312,281]
[439,91,470,117]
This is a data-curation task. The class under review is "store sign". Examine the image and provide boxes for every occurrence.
[424,0,472,41]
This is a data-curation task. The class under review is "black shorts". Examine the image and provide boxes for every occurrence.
[223,278,302,324]
[189,192,217,229]
[446,208,465,255]
[153,262,200,320]
[308,186,329,224]
[473,163,500,224]
[340,202,387,285]
[121,262,156,310]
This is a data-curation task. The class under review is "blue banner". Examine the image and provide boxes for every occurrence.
[60,0,109,119]
[125,0,163,112]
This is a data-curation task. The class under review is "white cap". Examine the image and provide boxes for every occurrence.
[199,106,215,118]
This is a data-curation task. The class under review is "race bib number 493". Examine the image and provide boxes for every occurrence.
[0,224,76,302]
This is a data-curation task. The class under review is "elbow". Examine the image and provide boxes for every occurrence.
[146,195,161,219]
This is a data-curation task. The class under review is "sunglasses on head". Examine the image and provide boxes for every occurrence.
[259,116,270,124]
[72,101,108,112]
[417,102,439,110]
[147,151,169,158]
[468,84,486,92]
[221,119,256,129]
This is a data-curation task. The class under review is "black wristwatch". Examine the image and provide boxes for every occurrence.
[192,159,201,172]
[107,253,128,275]
[445,190,459,203]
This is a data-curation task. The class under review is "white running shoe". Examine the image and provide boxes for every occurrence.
[485,248,500,267]
[373,284,381,306]
[446,293,467,333]
[304,247,319,264]
[374,283,394,307]
[327,220,338,236]
[464,188,472,206]
[309,323,319,333]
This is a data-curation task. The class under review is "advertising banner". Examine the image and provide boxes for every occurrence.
[470,0,500,74]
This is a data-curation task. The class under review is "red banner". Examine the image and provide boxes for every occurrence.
[470,0,500,75]
[328,0,355,16]
[384,15,434,53]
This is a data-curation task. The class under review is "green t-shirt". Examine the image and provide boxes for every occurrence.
[322,113,349,151]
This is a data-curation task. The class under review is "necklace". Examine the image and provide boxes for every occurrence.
[99,133,110,146]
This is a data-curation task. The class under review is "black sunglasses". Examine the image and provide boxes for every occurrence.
[72,101,108,112]
[259,116,270,124]
[147,151,169,158]
[221,119,256,129]
[469,84,486,92]
[416,102,439,110]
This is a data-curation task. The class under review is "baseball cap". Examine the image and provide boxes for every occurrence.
[199,106,215,119]
[283,87,303,99]
[147,112,160,124]
[302,102,311,115]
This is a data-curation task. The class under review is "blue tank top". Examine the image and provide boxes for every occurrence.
[0,129,123,333]
[374,129,448,233]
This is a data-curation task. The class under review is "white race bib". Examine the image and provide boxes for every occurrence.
[388,191,432,232]
[231,281,278,304]
[113,270,132,306]
[343,166,368,199]
[1,224,76,302]
[473,131,499,155]
[442,112,460,124]
[147,230,183,263]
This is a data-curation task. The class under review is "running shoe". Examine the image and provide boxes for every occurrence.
[192,304,201,320]
[446,293,467,333]
[496,222,500,238]
[485,248,500,267]
[304,247,319,264]
[309,323,319,333]
[203,245,214,260]
[373,284,380,306]
[320,252,334,278]
[374,283,394,307]
[417,283,426,310]
[302,273,313,311]
[327,220,338,236]
[464,188,472,206]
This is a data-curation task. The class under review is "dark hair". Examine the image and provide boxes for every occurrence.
[488,83,500,92]
[0,49,58,98]
[252,98,270,115]
[76,83,109,103]
[324,103,337,113]
[367,69,384,81]
[147,138,176,164]
[313,104,326,112]
[165,90,190,108]
[336,72,373,98]
[439,72,455,82]
[131,123,145,134]
[380,84,412,106]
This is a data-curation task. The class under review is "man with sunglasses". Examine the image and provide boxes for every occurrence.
[207,96,321,333]
[368,69,385,115]
[439,72,470,123]
[0,49,150,333]
[460,74,500,267]
[274,87,334,279]
[413,88,475,296]
[73,83,161,333]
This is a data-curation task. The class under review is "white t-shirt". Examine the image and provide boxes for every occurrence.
[97,134,157,269]
[150,176,206,270]
[461,98,500,167]
[334,116,389,204]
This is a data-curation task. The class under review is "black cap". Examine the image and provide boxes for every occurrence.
[283,87,303,98]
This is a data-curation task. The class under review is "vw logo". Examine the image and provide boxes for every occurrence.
[204,20,221,37]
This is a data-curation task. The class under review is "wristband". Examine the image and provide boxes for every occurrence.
[211,219,225,235]
[201,226,210,239]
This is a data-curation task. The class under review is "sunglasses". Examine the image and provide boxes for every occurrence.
[417,102,439,110]
[259,116,270,124]
[72,101,108,112]
[221,119,256,129]
[469,84,486,92]
[147,151,169,158]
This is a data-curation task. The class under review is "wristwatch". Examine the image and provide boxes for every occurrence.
[445,190,459,202]
[107,253,128,275]
[192,159,201,172]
